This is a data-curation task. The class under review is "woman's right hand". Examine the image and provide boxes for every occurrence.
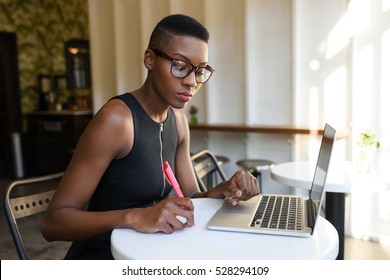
[127,197,195,234]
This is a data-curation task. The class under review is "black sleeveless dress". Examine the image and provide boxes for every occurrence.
[64,93,178,259]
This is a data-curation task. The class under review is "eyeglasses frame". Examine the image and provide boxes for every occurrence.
[150,48,214,84]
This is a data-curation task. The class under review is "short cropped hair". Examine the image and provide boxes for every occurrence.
[148,14,209,50]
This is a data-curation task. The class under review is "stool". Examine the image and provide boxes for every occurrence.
[215,155,230,166]
[236,159,275,192]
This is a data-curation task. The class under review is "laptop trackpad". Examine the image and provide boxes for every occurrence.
[220,201,256,215]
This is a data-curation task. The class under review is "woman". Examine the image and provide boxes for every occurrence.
[41,14,259,259]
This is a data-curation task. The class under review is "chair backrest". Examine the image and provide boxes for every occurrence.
[3,172,64,259]
[191,150,227,192]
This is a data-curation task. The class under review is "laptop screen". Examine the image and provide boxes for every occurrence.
[309,124,336,229]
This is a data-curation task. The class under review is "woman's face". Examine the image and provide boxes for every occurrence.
[148,35,209,109]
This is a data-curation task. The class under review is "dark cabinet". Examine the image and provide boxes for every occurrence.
[26,111,92,175]
[0,32,24,178]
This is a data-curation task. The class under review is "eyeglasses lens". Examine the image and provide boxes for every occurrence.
[171,61,212,83]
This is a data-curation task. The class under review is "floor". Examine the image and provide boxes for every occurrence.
[1,177,390,260]
[344,237,390,260]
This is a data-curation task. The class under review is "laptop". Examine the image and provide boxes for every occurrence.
[207,123,336,237]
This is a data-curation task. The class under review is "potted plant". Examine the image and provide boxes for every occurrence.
[189,105,199,125]
[356,129,380,173]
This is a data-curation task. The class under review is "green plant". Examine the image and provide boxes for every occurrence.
[189,105,198,116]
[357,129,380,149]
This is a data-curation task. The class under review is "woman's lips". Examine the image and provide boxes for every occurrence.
[177,92,192,102]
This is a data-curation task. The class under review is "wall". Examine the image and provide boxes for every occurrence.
[292,0,349,165]
[0,0,89,114]
[347,0,390,243]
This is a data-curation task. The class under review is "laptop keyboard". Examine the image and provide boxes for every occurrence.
[250,195,303,230]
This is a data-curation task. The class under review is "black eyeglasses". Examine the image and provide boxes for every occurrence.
[151,48,214,84]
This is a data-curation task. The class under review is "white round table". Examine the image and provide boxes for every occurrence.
[270,161,351,260]
[270,161,352,193]
[111,198,339,260]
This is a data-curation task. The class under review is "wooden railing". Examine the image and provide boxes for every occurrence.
[189,123,350,139]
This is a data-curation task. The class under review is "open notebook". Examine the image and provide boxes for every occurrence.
[207,123,336,237]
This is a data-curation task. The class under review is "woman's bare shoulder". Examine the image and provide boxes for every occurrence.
[95,98,132,126]
[78,98,134,158]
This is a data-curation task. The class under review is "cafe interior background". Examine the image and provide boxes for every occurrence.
[1,0,389,252]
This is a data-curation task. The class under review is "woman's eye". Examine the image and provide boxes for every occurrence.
[196,69,205,76]
[173,61,189,71]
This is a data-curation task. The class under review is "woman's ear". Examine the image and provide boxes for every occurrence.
[144,49,154,71]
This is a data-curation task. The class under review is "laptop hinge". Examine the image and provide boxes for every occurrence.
[306,199,316,228]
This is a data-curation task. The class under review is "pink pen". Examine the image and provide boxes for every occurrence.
[162,161,195,226]
[162,161,184,197]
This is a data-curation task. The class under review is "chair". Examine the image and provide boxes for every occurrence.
[191,150,227,192]
[3,172,65,259]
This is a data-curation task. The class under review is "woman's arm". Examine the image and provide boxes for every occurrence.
[41,99,136,241]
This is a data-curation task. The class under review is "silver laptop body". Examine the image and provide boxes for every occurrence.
[207,123,336,237]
